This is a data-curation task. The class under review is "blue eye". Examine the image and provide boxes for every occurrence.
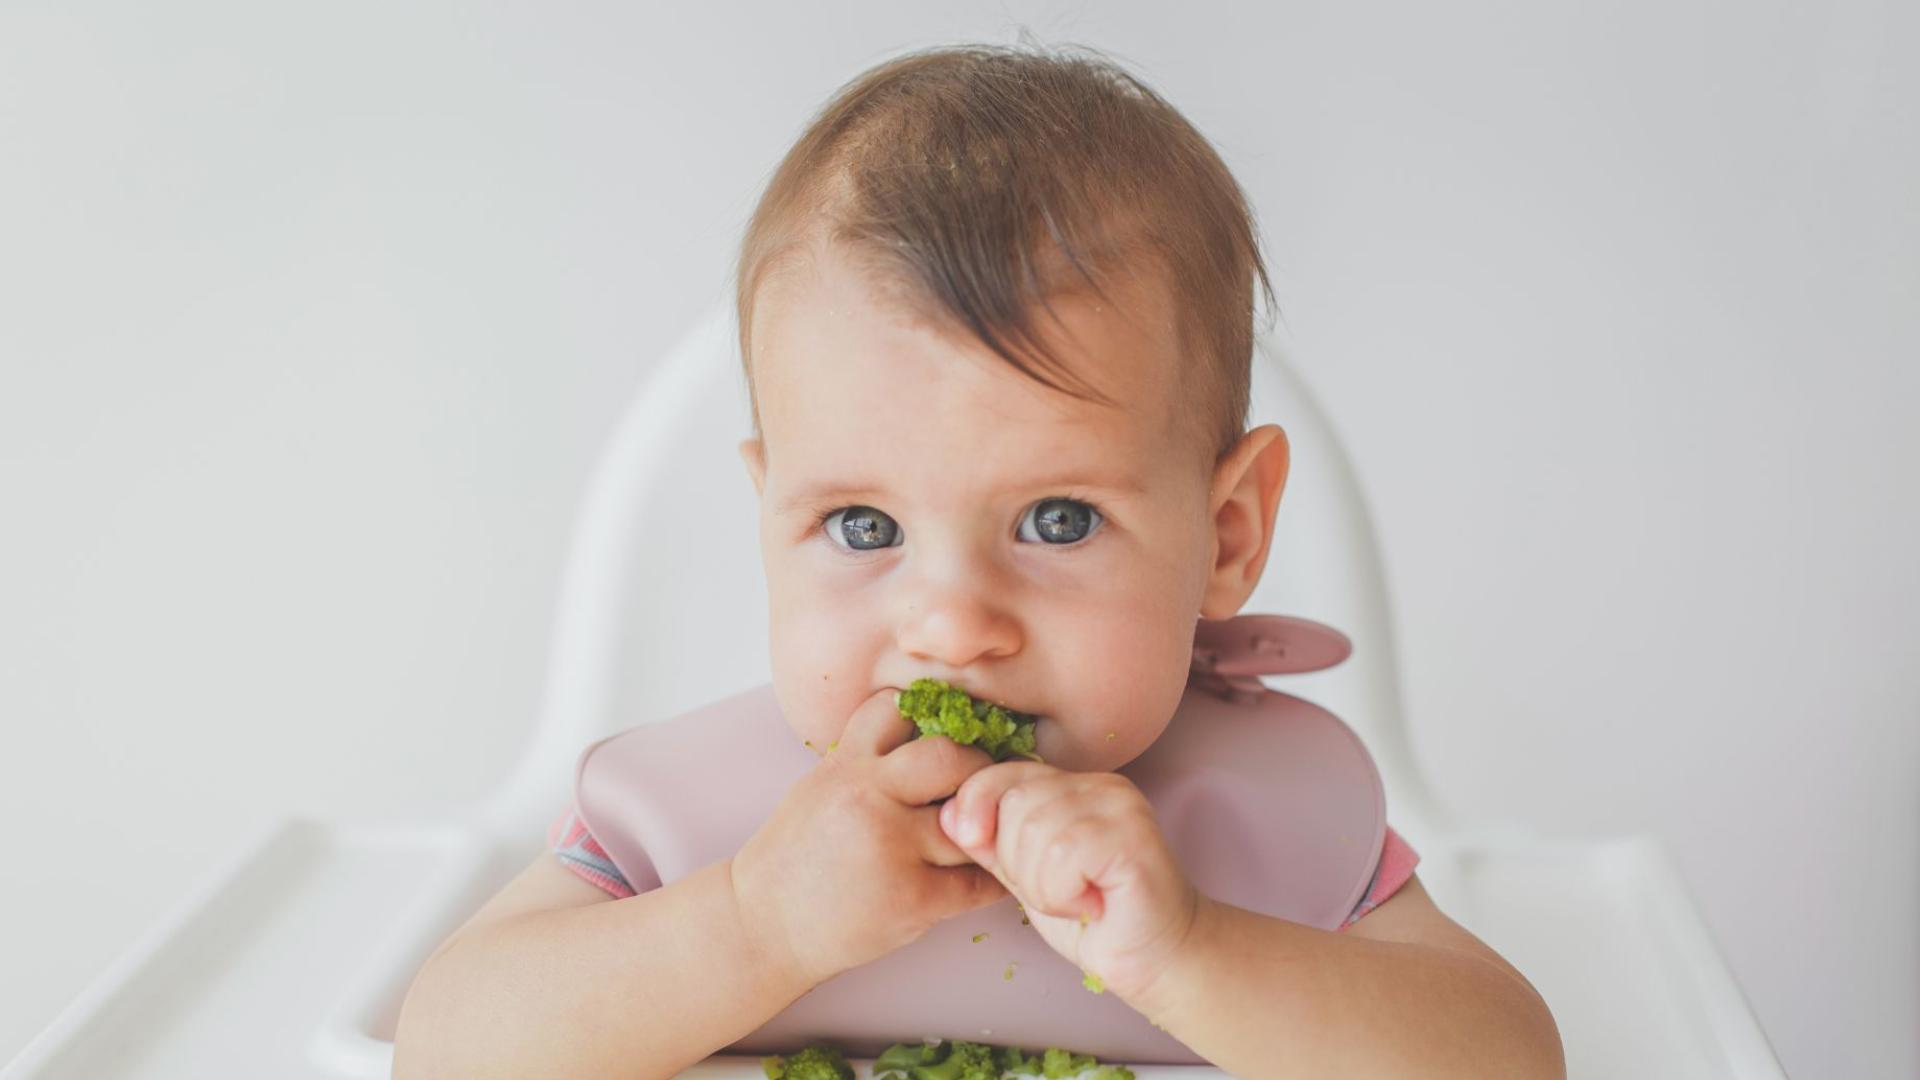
[1018,498,1103,545]
[822,505,902,551]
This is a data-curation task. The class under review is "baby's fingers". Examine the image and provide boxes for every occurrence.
[879,733,994,807]
[926,863,1008,920]
[941,760,1058,851]
[1030,813,1112,921]
[837,686,912,758]
[910,804,976,869]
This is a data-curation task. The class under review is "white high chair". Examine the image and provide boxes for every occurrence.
[2,296,1786,1079]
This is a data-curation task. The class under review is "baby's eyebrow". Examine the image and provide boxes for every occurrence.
[774,482,885,514]
[775,472,1145,514]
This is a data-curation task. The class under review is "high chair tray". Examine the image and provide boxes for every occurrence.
[1,817,1779,1079]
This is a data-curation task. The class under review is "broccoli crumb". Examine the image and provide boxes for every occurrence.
[1106,732,1116,740]
[1004,961,1017,981]
[895,679,1044,763]
[761,1042,853,1080]
[873,1038,1135,1080]
[972,932,989,943]
[1081,971,1105,994]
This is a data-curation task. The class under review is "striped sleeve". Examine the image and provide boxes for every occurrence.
[548,805,637,899]
[1337,824,1420,931]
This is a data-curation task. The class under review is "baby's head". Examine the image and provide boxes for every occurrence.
[734,42,1289,772]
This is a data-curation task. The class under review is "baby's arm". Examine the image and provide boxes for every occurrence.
[395,689,1005,1078]
[1133,873,1565,1078]
[391,851,811,1080]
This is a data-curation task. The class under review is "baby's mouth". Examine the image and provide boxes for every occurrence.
[960,685,1049,731]
[895,678,1046,763]
[949,680,1044,720]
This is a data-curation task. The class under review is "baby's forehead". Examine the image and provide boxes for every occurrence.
[764,388,1169,515]
[752,243,1194,461]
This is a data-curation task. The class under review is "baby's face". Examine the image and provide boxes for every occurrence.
[740,241,1268,772]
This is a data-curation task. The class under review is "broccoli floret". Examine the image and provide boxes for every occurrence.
[871,1041,942,1076]
[874,1039,1132,1080]
[1040,1047,1099,1078]
[996,1044,1045,1074]
[874,1037,1001,1080]
[761,1043,854,1080]
[895,679,1044,763]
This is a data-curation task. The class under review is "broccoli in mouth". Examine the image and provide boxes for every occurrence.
[894,678,1044,764]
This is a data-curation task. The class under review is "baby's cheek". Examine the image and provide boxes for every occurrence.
[768,623,840,741]
[769,597,884,748]
[1078,636,1189,766]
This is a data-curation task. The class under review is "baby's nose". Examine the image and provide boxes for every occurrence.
[896,587,1021,668]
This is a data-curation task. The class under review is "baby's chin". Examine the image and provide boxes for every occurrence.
[1031,718,1138,773]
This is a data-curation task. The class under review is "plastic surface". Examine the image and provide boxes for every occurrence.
[1,296,1786,1079]
[0,822,1784,1078]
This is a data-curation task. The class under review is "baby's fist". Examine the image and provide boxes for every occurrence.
[939,762,1201,1003]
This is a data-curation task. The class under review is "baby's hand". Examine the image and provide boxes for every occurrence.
[731,687,1007,989]
[940,762,1201,1005]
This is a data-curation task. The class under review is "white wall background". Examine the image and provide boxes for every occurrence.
[2,2,1913,1077]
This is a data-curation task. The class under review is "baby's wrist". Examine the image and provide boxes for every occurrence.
[1112,889,1220,1021]
[723,855,819,995]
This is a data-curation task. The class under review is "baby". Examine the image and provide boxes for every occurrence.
[394,41,1563,1078]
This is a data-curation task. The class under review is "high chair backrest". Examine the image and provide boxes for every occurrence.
[482,294,1450,843]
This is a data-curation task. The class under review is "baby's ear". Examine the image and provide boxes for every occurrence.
[737,437,768,497]
[1199,424,1290,620]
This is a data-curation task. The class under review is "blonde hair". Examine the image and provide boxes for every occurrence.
[735,39,1278,464]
